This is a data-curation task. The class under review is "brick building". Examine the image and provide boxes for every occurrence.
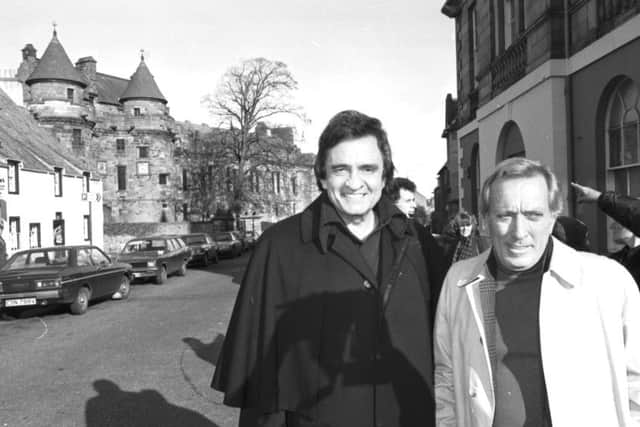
[439,0,640,251]
[13,29,181,224]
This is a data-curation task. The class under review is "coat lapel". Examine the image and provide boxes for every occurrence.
[328,231,378,286]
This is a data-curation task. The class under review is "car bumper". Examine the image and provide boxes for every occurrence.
[130,267,159,279]
[0,290,67,308]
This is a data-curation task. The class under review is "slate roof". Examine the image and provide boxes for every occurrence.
[0,88,91,175]
[25,31,87,87]
[119,57,167,104]
[94,72,129,106]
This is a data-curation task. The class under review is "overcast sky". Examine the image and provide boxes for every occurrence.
[0,0,456,195]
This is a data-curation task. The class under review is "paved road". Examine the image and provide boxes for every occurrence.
[0,252,249,427]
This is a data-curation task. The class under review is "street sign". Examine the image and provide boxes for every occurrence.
[81,192,102,202]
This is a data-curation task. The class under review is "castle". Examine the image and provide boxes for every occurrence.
[12,29,182,223]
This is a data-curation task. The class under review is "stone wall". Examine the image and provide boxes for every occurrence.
[103,221,190,255]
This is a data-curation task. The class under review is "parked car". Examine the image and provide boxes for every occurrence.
[213,232,243,258]
[116,235,191,284]
[230,231,249,253]
[0,246,132,315]
[243,230,257,249]
[181,233,219,266]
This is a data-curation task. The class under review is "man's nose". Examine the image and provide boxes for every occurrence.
[345,171,364,188]
[511,214,528,239]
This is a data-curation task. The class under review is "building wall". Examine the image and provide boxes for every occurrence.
[0,165,103,256]
[571,36,640,251]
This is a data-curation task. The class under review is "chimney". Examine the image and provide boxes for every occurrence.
[21,44,37,61]
[76,56,97,83]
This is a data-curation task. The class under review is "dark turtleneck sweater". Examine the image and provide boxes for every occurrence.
[488,240,553,427]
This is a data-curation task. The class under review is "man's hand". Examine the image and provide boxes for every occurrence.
[571,182,602,203]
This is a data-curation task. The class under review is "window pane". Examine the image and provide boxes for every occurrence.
[623,122,639,165]
[609,128,621,167]
[629,167,640,197]
[614,169,628,194]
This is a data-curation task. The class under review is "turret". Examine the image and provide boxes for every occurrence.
[119,52,168,118]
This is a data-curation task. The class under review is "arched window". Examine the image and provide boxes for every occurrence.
[606,77,640,197]
[496,120,525,163]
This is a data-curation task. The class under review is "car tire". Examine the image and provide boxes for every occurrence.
[177,261,187,276]
[70,287,90,315]
[113,275,131,300]
[155,266,167,285]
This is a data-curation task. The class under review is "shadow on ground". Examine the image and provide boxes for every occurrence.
[183,333,225,366]
[85,379,220,427]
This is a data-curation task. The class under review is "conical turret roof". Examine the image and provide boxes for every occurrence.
[25,29,87,87]
[119,54,167,104]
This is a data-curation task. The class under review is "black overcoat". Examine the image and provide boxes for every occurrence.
[212,194,435,427]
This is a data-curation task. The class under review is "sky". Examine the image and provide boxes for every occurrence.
[0,0,456,196]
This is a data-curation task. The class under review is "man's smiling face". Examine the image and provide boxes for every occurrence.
[320,135,385,226]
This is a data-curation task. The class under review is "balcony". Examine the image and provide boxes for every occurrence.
[598,0,640,35]
[491,37,527,95]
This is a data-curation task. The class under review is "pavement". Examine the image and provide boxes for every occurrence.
[0,252,250,427]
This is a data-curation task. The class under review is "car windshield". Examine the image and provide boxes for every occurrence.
[2,249,70,270]
[215,233,232,242]
[184,236,206,244]
[124,239,166,253]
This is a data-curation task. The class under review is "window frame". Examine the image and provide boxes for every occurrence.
[8,160,19,194]
[54,167,63,197]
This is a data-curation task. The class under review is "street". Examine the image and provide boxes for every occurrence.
[0,253,249,427]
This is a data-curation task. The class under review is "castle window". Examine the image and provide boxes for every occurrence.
[134,107,141,117]
[138,146,149,159]
[67,88,74,102]
[159,173,169,185]
[8,160,19,194]
[137,162,149,176]
[54,167,63,197]
[72,129,82,149]
[116,138,125,153]
[291,175,297,196]
[117,165,127,191]
[183,169,188,191]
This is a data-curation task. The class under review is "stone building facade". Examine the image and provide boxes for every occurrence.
[439,0,640,251]
[13,30,181,224]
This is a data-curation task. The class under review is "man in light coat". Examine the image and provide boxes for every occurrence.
[434,157,640,426]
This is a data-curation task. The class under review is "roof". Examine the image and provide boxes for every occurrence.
[0,88,92,175]
[119,56,166,104]
[94,72,129,106]
[25,30,87,87]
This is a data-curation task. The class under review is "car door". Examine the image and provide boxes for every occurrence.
[166,238,180,274]
[89,247,122,295]
[73,247,102,298]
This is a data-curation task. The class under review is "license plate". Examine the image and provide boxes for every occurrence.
[5,298,37,307]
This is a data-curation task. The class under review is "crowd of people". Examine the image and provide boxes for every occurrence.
[210,110,640,426]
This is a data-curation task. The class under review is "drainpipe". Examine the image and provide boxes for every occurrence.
[564,0,575,217]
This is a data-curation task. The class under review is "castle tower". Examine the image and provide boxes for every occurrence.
[23,28,93,154]
[119,52,168,122]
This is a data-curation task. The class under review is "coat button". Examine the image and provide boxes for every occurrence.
[363,279,372,289]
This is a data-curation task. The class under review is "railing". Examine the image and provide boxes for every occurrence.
[491,37,527,95]
[598,0,640,31]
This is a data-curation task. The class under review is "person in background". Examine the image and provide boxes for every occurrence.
[212,110,436,427]
[434,158,640,426]
[387,177,447,316]
[551,216,591,252]
[572,182,640,284]
[440,211,486,270]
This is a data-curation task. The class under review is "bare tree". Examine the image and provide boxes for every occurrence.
[201,58,304,216]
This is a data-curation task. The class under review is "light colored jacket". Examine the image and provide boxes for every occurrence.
[434,238,640,427]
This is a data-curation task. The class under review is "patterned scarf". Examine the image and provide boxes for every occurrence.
[452,235,479,262]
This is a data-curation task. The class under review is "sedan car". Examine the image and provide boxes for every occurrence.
[116,235,191,284]
[0,246,132,315]
[181,233,219,267]
[213,232,243,258]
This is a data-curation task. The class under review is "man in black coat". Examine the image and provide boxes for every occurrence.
[572,182,640,285]
[386,177,446,315]
[212,111,436,427]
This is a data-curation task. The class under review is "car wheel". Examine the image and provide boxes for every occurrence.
[213,252,219,264]
[202,254,210,267]
[177,260,187,276]
[155,266,167,284]
[113,275,131,300]
[70,287,90,315]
